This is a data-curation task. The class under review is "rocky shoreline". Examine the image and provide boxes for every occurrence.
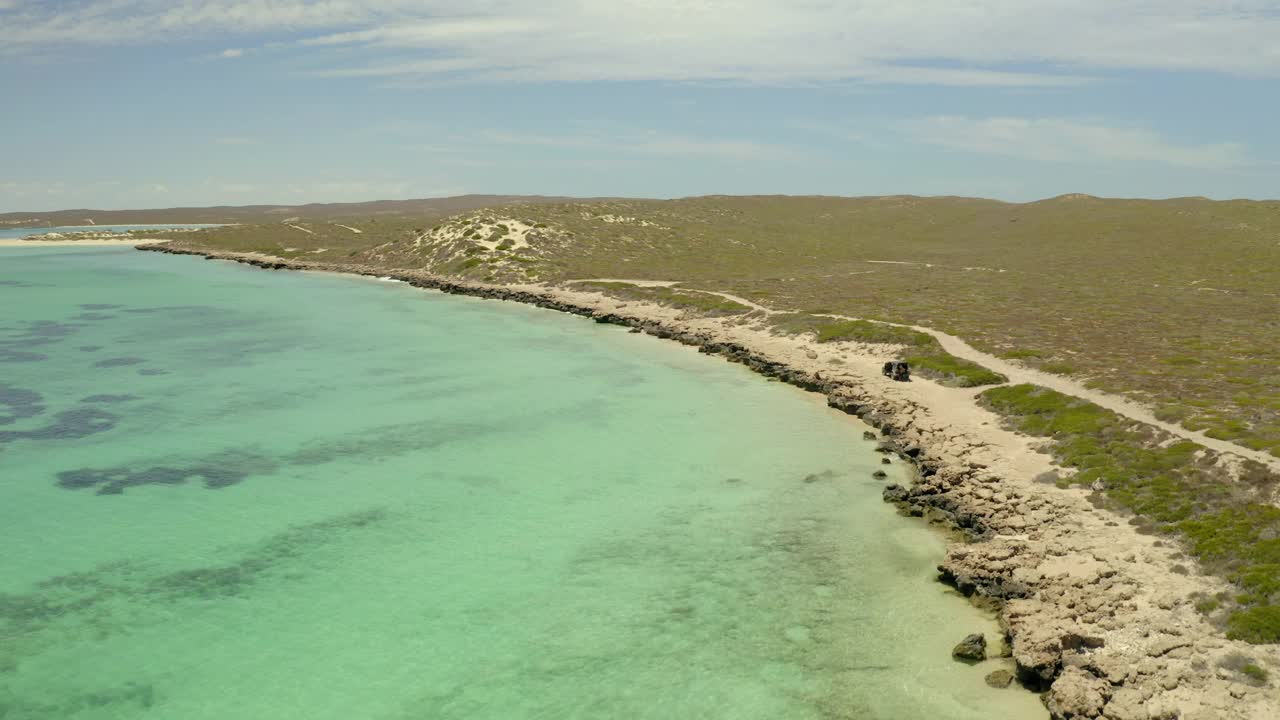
[136,242,1279,719]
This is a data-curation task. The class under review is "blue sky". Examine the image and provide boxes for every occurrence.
[2,1,1278,211]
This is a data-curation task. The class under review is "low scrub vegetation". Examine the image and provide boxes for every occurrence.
[812,319,935,347]
[571,281,751,316]
[1039,361,1078,376]
[1218,651,1271,686]
[151,195,1280,456]
[766,313,1006,387]
[905,353,1008,388]
[496,196,1280,456]
[981,384,1280,643]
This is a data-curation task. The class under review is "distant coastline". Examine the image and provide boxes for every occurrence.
[0,224,223,244]
[0,238,149,247]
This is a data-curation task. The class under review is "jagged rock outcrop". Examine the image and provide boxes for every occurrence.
[1045,666,1111,718]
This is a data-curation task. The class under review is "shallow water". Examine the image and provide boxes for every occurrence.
[0,224,220,240]
[0,246,1046,719]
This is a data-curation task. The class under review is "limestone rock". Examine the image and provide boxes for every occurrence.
[984,669,1015,688]
[1046,666,1110,719]
[882,484,909,503]
[1096,687,1146,720]
[1013,627,1064,689]
[952,633,987,662]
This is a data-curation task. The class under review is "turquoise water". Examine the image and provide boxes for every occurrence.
[0,225,221,240]
[0,247,1045,719]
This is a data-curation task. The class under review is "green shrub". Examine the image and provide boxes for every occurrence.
[571,281,750,316]
[1218,652,1271,683]
[1195,597,1221,614]
[1040,362,1077,375]
[813,319,936,347]
[1205,419,1251,441]
[982,385,1118,437]
[1242,663,1269,684]
[1228,606,1280,644]
[1154,405,1194,422]
[904,353,1007,387]
[982,384,1280,645]
[761,314,1004,387]
[767,313,829,336]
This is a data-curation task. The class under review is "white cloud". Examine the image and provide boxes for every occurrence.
[219,48,245,58]
[471,128,799,162]
[5,2,1280,85]
[0,180,66,197]
[209,177,461,203]
[299,18,542,47]
[314,57,496,78]
[907,116,1251,170]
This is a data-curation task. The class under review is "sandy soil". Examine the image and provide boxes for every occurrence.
[908,323,1280,472]
[135,245,1280,719]
[583,279,1280,473]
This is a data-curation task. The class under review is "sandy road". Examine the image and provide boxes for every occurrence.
[576,278,1280,471]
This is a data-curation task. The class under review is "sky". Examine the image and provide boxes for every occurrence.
[2,0,1279,211]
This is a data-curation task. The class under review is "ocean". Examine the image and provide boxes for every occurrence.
[0,225,223,240]
[0,245,1045,719]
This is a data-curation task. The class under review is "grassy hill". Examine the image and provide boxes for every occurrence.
[146,194,1280,459]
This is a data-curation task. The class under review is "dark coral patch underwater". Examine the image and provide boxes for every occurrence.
[0,339,52,362]
[0,319,83,362]
[81,394,141,404]
[93,357,145,368]
[56,452,278,494]
[0,385,45,426]
[16,320,82,340]
[0,407,118,445]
